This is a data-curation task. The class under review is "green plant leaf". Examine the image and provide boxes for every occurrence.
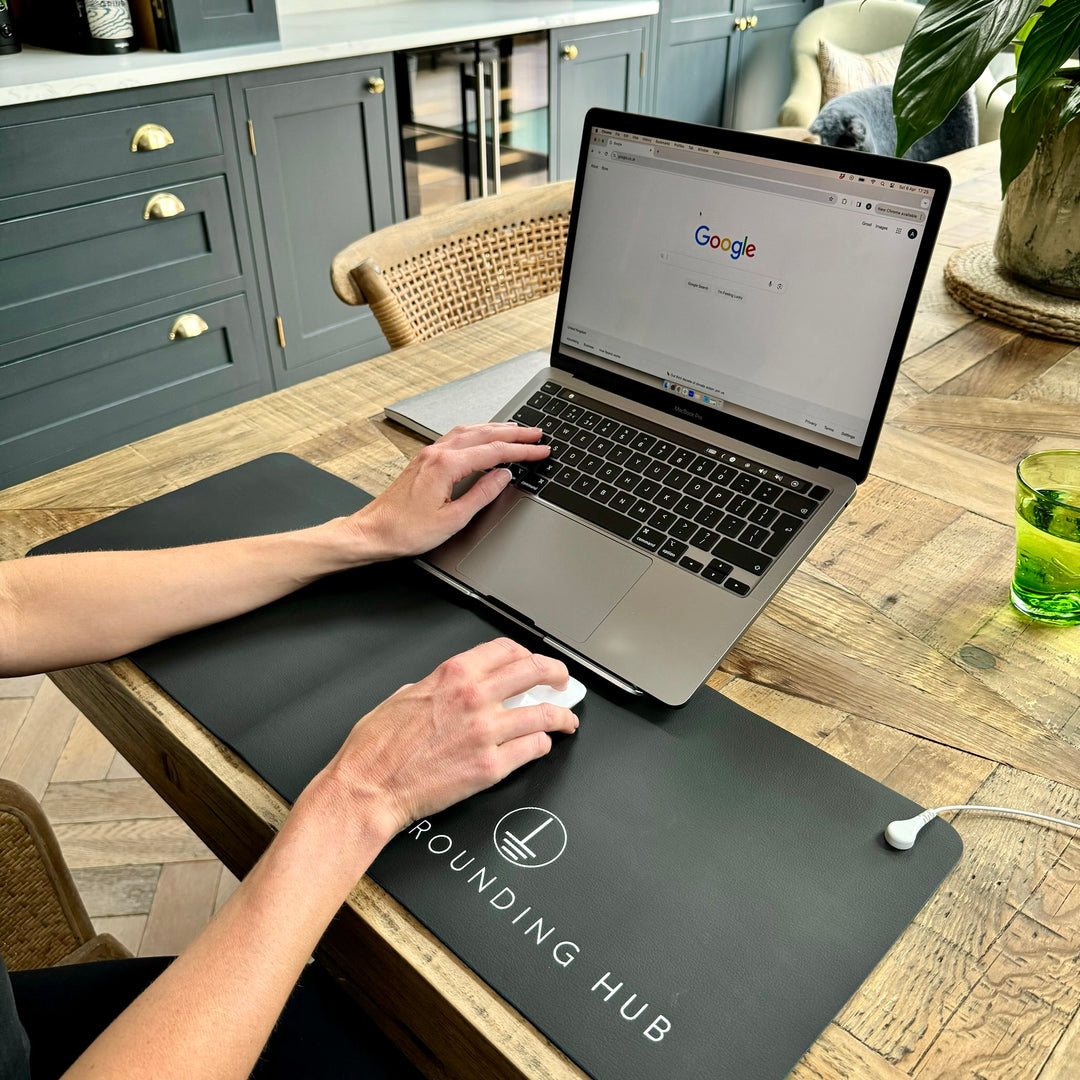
[1057,82,1080,125]
[1015,0,1080,102]
[895,0,1045,157]
[999,78,1070,192]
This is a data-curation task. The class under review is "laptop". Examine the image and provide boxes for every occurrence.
[421,107,950,706]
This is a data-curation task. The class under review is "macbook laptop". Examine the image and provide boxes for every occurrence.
[421,107,950,706]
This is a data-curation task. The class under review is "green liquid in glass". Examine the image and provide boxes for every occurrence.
[1012,486,1080,624]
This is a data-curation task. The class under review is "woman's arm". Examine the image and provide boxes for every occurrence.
[61,637,578,1080]
[0,424,547,677]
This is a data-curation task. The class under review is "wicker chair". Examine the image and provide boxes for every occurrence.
[331,181,574,350]
[0,778,131,971]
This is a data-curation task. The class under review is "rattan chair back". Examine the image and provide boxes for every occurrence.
[331,181,574,350]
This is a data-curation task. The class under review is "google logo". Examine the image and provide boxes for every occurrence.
[694,225,756,260]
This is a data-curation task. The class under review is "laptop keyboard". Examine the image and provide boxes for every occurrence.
[509,381,830,596]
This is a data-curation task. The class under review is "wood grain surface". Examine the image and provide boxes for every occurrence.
[3,141,1080,1080]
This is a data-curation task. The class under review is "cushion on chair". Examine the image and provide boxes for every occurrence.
[818,39,905,106]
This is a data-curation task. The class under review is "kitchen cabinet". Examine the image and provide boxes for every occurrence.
[0,79,269,490]
[549,17,653,180]
[230,56,404,386]
[654,0,820,130]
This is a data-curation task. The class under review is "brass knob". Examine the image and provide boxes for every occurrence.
[562,44,579,60]
[735,16,748,30]
[367,76,385,94]
[143,192,185,220]
[131,123,175,152]
[169,313,209,340]
[748,14,759,28]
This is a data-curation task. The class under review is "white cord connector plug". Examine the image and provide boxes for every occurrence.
[885,805,1080,850]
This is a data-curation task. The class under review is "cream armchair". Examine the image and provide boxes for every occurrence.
[777,0,1006,144]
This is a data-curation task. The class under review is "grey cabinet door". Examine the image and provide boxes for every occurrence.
[727,0,821,130]
[232,58,404,386]
[654,0,739,127]
[549,20,649,181]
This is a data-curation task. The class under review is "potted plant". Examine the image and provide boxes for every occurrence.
[893,0,1080,297]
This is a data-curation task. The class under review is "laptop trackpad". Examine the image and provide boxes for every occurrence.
[457,500,650,644]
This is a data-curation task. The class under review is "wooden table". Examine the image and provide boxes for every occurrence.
[4,140,1080,1080]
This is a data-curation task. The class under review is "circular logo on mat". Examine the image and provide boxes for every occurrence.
[493,807,567,868]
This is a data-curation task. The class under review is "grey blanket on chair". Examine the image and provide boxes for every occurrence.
[809,85,978,161]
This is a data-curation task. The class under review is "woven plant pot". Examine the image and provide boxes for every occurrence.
[994,116,1080,299]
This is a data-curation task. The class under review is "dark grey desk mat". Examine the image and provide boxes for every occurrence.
[33,454,962,1080]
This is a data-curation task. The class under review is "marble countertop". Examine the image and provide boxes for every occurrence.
[0,0,659,107]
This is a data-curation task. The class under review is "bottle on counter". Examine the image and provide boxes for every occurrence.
[0,0,21,53]
[22,0,139,54]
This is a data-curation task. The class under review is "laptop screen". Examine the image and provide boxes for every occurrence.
[554,113,947,471]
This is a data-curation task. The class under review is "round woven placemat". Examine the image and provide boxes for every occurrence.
[945,241,1080,343]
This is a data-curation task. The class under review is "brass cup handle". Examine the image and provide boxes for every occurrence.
[562,44,579,60]
[367,76,385,94]
[143,192,185,220]
[169,313,209,340]
[131,123,175,152]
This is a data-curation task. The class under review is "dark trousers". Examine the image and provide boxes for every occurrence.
[10,956,423,1079]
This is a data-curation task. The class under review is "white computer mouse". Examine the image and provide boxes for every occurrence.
[503,675,587,711]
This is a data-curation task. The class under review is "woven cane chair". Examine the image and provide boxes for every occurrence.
[1,778,131,971]
[331,181,574,350]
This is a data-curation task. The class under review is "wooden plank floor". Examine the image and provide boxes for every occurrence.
[0,673,238,958]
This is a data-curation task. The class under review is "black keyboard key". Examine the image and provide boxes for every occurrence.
[689,456,714,476]
[747,504,778,528]
[809,485,831,502]
[702,559,733,584]
[634,478,661,501]
[555,423,577,442]
[547,440,567,460]
[541,484,638,540]
[571,474,599,496]
[670,517,698,542]
[675,495,703,518]
[613,425,637,444]
[562,447,585,467]
[775,491,816,518]
[679,556,704,574]
[608,445,633,465]
[517,475,547,495]
[755,482,782,504]
[643,461,672,483]
[666,469,692,491]
[629,499,655,522]
[610,491,637,514]
[649,509,677,532]
[535,459,559,477]
[710,464,738,486]
[730,473,758,495]
[561,404,583,424]
[724,578,751,596]
[539,415,562,435]
[513,405,544,426]
[527,391,552,409]
[615,469,640,490]
[655,488,680,510]
[728,495,755,518]
[592,483,617,504]
[554,466,580,487]
[626,452,651,473]
[718,514,744,537]
[652,441,677,461]
[633,527,664,552]
[705,486,733,509]
[741,525,770,549]
[761,514,804,556]
[597,462,621,483]
[595,417,620,438]
[579,454,604,475]
[546,397,568,416]
[691,527,720,552]
[590,437,615,457]
[712,538,773,576]
[578,411,602,430]
[694,505,724,529]
[669,447,695,469]
[540,381,563,396]
[658,538,688,562]
[572,430,596,449]
[684,477,710,500]
[630,432,657,453]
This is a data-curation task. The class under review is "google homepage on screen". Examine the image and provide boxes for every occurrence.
[559,134,932,457]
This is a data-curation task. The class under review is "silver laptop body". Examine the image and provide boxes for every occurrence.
[423,108,950,706]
